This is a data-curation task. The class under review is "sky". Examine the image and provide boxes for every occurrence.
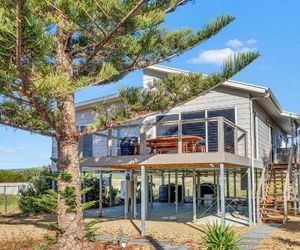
[1,0,300,169]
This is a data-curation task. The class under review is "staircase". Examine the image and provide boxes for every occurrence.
[259,163,295,223]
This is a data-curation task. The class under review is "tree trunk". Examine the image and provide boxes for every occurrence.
[56,94,87,250]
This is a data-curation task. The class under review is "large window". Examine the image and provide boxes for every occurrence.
[207,108,236,152]
[156,114,179,137]
[83,135,93,157]
[182,111,206,147]
[77,126,93,157]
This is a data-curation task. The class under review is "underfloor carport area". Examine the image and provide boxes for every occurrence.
[83,152,255,236]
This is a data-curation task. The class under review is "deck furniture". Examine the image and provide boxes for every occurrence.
[146,135,204,154]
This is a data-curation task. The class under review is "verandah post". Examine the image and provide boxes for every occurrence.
[247,167,253,225]
[99,171,103,217]
[193,169,197,222]
[140,165,146,236]
[175,171,178,214]
[220,163,225,227]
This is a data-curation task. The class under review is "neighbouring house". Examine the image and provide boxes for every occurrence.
[51,65,300,234]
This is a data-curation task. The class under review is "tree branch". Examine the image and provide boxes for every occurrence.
[165,0,189,13]
[15,0,57,131]
[0,119,54,137]
[73,0,145,78]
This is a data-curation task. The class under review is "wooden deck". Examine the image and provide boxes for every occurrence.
[82,151,251,170]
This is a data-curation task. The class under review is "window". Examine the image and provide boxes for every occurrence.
[83,135,93,157]
[156,114,179,122]
[207,108,236,152]
[77,126,93,157]
[181,111,205,120]
[156,114,179,137]
[182,111,206,147]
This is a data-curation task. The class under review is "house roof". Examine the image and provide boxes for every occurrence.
[75,64,300,134]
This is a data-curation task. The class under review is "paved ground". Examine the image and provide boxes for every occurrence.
[85,202,249,226]
[238,224,279,250]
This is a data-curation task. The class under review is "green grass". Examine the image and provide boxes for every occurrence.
[0,194,20,215]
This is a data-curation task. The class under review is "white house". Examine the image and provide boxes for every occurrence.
[52,65,300,234]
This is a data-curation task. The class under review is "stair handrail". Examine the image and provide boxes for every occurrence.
[256,148,273,224]
[283,143,296,224]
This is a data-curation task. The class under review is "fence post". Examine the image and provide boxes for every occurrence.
[4,186,7,215]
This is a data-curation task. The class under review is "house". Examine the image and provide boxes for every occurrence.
[52,65,300,234]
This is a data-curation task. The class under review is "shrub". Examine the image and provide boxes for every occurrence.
[0,170,26,183]
[203,222,239,250]
[19,167,55,214]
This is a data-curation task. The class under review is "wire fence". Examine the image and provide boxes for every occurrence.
[0,183,28,215]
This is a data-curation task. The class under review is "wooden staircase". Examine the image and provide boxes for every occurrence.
[259,163,295,223]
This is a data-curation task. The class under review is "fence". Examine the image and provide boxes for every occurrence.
[0,183,28,215]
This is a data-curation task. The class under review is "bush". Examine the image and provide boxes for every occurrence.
[203,222,239,250]
[19,167,55,214]
[0,170,26,183]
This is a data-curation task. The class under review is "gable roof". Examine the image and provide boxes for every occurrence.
[75,64,300,134]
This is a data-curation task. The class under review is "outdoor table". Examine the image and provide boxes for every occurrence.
[146,135,204,154]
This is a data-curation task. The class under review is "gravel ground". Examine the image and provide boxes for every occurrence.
[257,216,300,250]
[96,218,248,249]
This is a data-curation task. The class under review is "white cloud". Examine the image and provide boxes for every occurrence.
[226,38,257,49]
[246,39,257,45]
[189,48,235,66]
[188,38,257,66]
[226,39,244,49]
[0,146,23,154]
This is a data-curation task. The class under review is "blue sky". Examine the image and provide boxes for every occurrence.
[1,0,300,169]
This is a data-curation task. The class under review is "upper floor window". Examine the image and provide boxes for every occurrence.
[156,114,179,137]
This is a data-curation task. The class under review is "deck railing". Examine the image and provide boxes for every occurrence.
[82,116,248,158]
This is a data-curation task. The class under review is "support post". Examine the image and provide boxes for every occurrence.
[247,167,253,226]
[109,173,112,207]
[99,171,103,217]
[145,174,148,218]
[150,175,153,209]
[181,173,185,204]
[193,169,197,222]
[168,172,171,206]
[217,170,220,215]
[130,170,134,218]
[124,171,129,219]
[197,172,201,206]
[161,171,165,185]
[226,172,230,198]
[175,171,178,214]
[140,165,146,236]
[233,171,237,198]
[220,163,225,227]
[133,174,137,219]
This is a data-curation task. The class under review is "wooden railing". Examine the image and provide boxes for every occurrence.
[283,144,296,224]
[256,148,273,224]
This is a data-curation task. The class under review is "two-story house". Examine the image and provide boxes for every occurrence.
[51,65,300,235]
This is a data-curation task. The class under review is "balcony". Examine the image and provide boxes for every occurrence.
[81,117,250,169]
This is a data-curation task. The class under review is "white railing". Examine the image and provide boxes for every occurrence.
[84,116,249,158]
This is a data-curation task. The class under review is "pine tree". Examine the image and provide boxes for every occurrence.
[0,1,259,249]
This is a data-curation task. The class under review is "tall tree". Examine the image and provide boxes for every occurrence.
[0,0,259,249]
